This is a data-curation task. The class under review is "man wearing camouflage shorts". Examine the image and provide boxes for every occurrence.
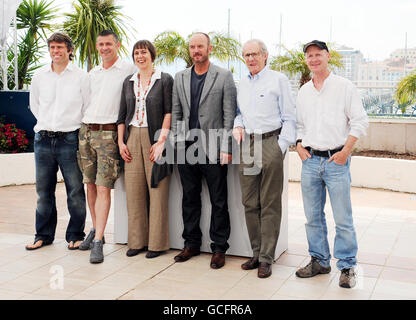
[78,128,120,188]
[78,30,136,264]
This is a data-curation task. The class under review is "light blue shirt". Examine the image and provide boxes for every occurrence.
[234,67,297,153]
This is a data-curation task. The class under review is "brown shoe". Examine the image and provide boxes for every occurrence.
[339,268,356,288]
[258,262,272,278]
[295,257,331,278]
[210,252,225,269]
[241,257,260,270]
[174,247,200,262]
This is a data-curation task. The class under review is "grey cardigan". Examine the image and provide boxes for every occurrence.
[117,71,174,188]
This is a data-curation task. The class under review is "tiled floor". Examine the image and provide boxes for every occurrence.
[0,182,415,300]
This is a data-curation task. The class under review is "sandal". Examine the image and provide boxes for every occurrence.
[25,240,51,251]
[67,240,83,250]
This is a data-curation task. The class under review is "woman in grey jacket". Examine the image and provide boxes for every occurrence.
[117,40,173,258]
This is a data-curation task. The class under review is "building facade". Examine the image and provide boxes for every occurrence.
[333,45,364,82]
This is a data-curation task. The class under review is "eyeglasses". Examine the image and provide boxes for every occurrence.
[243,51,262,59]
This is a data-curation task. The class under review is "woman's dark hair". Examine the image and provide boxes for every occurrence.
[131,40,157,62]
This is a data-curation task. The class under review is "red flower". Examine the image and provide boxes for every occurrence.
[0,122,29,153]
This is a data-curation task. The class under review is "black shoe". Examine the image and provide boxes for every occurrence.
[126,247,146,257]
[241,257,260,270]
[210,252,225,269]
[174,247,200,262]
[258,262,272,278]
[296,257,331,278]
[146,250,163,259]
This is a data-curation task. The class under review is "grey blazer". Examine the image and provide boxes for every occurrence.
[117,71,174,188]
[171,63,237,161]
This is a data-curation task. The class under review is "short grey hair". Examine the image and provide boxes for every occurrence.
[243,39,268,63]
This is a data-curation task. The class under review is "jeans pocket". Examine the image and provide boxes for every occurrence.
[34,132,43,142]
[64,132,79,145]
[333,157,349,166]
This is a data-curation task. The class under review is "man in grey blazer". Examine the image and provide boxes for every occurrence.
[171,32,237,269]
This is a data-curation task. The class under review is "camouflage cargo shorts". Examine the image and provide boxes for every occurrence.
[77,123,121,189]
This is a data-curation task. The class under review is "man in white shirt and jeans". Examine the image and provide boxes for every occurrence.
[295,40,368,288]
[26,33,88,251]
[77,30,136,263]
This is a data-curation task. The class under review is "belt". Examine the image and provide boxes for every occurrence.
[305,146,343,158]
[86,123,117,131]
[39,130,77,138]
[249,128,282,139]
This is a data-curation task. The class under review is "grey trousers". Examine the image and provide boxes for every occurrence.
[239,134,284,264]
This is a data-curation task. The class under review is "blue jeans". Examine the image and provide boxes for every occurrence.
[301,155,357,270]
[34,130,86,243]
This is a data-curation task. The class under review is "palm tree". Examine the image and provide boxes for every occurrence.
[16,33,45,88]
[17,0,58,88]
[0,0,58,89]
[62,0,134,71]
[395,71,416,114]
[270,44,344,88]
[153,31,242,68]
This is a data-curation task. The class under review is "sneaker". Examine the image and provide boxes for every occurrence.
[295,257,331,278]
[90,240,104,264]
[79,229,95,251]
[339,268,356,288]
[79,229,105,251]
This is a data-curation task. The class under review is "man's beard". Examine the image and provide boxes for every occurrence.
[192,52,208,65]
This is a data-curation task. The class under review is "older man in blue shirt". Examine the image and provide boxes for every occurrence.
[233,39,296,278]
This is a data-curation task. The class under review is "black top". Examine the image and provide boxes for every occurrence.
[189,67,207,130]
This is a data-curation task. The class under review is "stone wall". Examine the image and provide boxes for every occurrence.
[355,118,416,155]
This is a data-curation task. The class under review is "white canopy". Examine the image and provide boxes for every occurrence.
[1,0,22,46]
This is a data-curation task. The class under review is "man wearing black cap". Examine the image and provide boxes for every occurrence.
[295,40,368,288]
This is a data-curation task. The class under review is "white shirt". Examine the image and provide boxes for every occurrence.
[296,72,369,151]
[129,69,162,128]
[234,67,297,153]
[82,57,137,124]
[29,62,89,133]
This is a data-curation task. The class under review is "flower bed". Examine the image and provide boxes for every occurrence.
[0,122,29,153]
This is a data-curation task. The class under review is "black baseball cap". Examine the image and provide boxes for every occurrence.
[303,40,329,53]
